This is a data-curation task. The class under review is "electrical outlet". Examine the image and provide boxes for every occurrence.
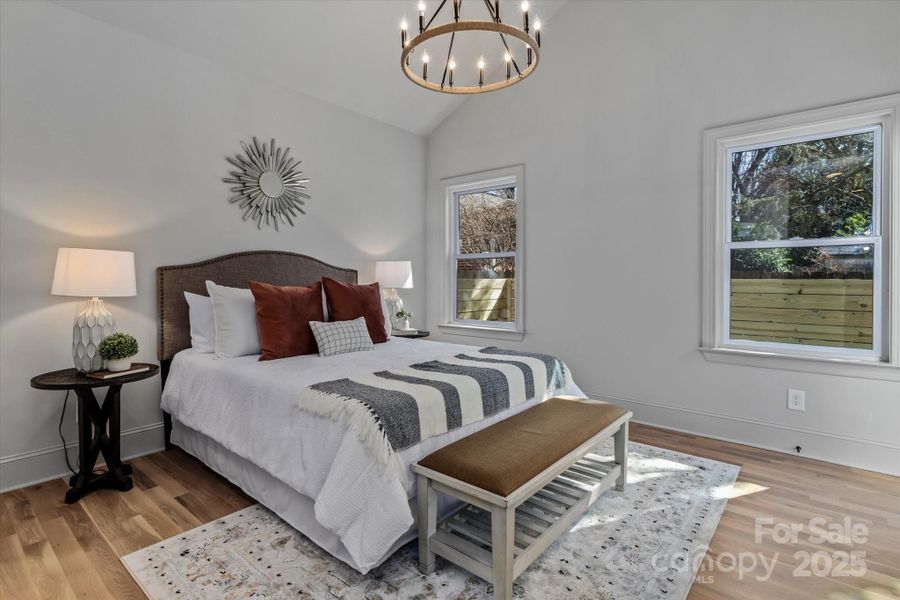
[787,389,805,411]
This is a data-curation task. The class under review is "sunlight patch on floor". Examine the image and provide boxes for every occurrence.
[709,480,769,499]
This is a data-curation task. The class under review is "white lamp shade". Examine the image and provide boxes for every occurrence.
[375,260,413,289]
[51,248,136,297]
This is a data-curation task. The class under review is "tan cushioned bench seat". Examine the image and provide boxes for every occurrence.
[417,397,629,497]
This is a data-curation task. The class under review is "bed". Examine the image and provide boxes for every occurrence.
[157,251,585,573]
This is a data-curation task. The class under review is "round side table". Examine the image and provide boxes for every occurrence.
[30,363,159,504]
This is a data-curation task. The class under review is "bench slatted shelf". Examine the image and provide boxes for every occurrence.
[413,397,631,600]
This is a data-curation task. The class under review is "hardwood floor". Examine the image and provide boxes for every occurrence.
[1,424,897,599]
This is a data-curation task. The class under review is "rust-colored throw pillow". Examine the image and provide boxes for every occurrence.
[322,277,389,343]
[249,280,324,360]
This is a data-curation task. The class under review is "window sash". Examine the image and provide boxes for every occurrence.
[722,238,883,359]
[452,256,518,327]
[725,124,883,245]
[719,125,885,360]
[448,174,522,331]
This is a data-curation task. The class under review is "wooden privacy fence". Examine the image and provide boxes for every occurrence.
[730,278,873,349]
[457,272,515,322]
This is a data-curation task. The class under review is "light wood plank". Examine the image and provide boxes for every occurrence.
[730,292,873,312]
[731,278,873,296]
[0,534,45,600]
[730,306,873,327]
[39,517,115,600]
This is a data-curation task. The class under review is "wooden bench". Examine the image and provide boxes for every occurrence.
[412,397,632,600]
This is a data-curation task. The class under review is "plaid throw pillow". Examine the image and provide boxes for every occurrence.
[310,317,375,357]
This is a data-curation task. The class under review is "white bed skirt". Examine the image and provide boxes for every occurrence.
[171,418,463,573]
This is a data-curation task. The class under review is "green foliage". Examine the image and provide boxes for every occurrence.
[732,247,792,273]
[395,308,413,320]
[98,333,139,360]
[731,132,874,245]
[837,212,870,237]
[730,131,875,277]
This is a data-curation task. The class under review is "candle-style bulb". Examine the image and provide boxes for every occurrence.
[504,51,511,79]
[504,51,511,63]
[534,18,541,46]
[418,1,425,32]
[478,56,485,87]
[521,1,529,11]
[401,19,408,30]
[448,57,456,87]
[478,57,485,70]
[422,51,429,80]
[400,19,408,48]
[521,1,530,32]
[422,52,430,63]
[418,0,426,13]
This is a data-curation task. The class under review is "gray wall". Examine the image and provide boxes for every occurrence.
[0,1,426,490]
[425,1,900,474]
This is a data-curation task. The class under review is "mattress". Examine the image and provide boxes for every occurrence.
[161,337,585,572]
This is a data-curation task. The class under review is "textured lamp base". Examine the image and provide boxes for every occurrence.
[383,288,407,331]
[73,297,116,372]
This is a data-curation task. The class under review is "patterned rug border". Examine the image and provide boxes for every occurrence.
[122,442,739,600]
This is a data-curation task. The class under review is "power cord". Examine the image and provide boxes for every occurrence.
[58,390,78,476]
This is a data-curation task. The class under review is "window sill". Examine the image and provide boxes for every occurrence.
[437,323,526,341]
[700,347,900,381]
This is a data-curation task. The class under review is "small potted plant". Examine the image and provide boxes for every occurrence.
[395,308,413,331]
[98,332,139,372]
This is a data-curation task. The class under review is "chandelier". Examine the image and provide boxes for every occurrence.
[399,1,542,94]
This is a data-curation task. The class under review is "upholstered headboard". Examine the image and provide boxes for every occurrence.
[156,250,357,362]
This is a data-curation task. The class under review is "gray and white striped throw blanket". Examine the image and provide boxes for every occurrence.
[297,347,571,475]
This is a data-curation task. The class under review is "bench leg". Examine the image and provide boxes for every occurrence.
[614,421,628,491]
[417,474,437,574]
[491,505,515,600]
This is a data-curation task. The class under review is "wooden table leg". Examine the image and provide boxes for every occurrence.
[104,385,132,477]
[64,385,133,504]
[65,388,95,503]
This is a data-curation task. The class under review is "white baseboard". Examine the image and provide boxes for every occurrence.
[3,396,896,492]
[586,391,900,477]
[0,421,165,493]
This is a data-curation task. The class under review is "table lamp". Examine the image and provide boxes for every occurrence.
[51,248,136,372]
[375,260,413,331]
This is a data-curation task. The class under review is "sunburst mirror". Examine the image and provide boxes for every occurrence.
[223,137,310,230]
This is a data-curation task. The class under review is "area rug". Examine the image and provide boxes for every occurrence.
[122,441,738,599]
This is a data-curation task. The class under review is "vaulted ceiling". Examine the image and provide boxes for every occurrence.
[54,0,567,135]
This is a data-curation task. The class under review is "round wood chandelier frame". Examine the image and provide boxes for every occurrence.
[401,20,540,95]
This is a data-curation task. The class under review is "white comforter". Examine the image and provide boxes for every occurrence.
[161,337,584,572]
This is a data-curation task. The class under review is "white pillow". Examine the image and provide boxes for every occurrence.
[205,280,260,357]
[309,317,374,357]
[184,291,215,353]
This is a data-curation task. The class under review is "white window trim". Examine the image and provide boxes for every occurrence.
[439,165,525,340]
[701,93,900,380]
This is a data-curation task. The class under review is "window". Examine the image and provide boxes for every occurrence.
[702,95,900,376]
[442,166,524,337]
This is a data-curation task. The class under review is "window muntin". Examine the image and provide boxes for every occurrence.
[723,126,883,358]
[450,179,519,328]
